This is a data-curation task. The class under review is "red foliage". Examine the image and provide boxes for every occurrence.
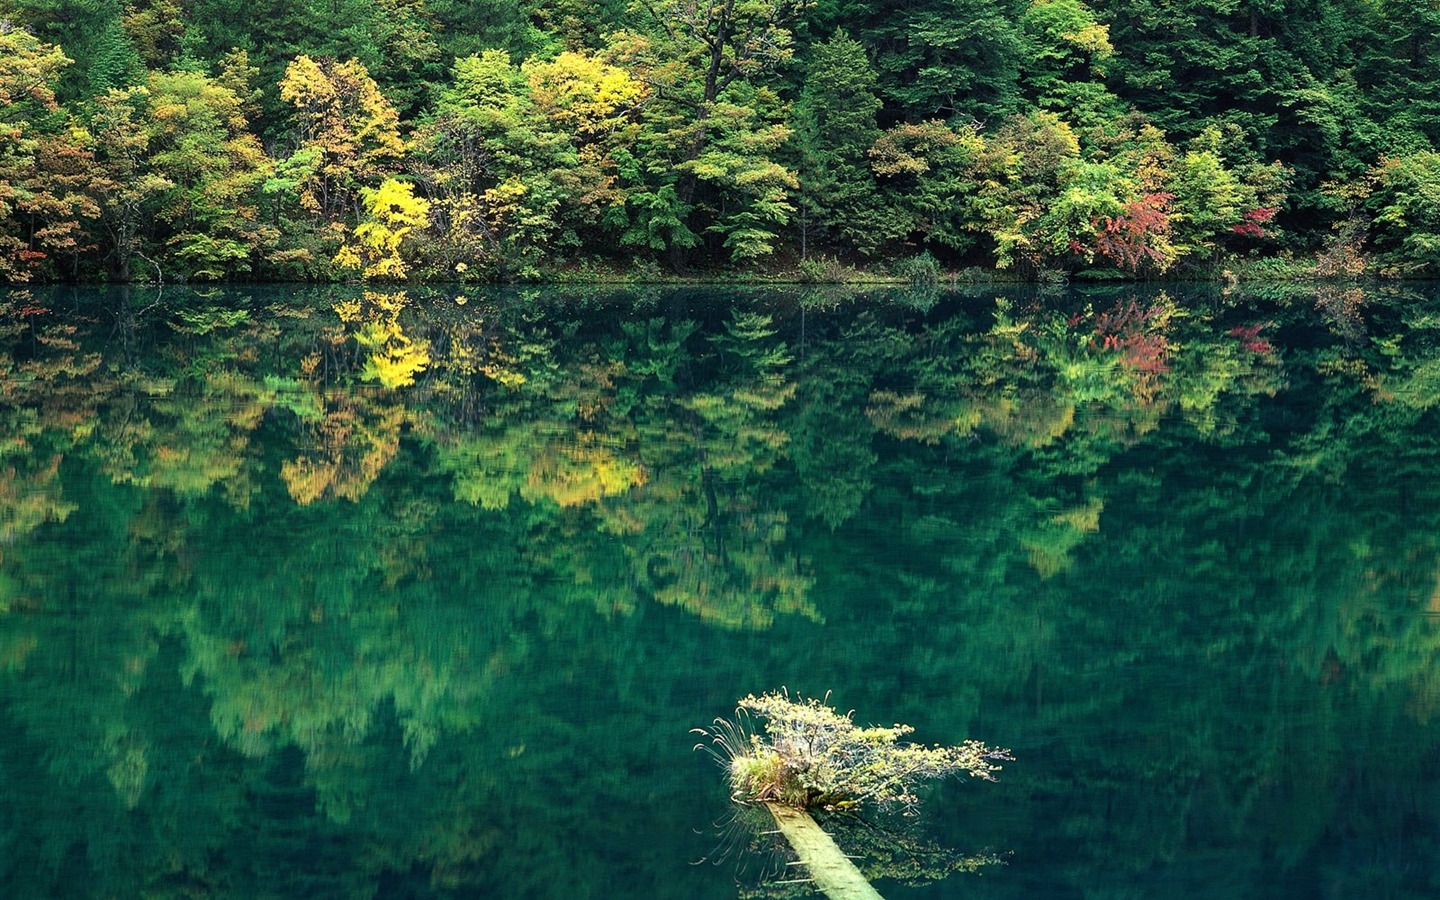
[1093,299,1158,336]
[1231,206,1278,238]
[1091,300,1171,374]
[1228,323,1273,354]
[1096,193,1173,272]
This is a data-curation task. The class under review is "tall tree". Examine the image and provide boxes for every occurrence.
[144,70,276,279]
[276,55,404,223]
[413,49,641,278]
[0,0,141,99]
[0,26,99,281]
[1019,0,1122,127]
[607,0,809,264]
[789,29,886,256]
[854,0,1027,123]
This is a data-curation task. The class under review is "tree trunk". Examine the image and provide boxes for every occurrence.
[763,802,884,900]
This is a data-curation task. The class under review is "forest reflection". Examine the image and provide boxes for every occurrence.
[1,283,1439,898]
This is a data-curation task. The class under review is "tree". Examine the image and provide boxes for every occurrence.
[88,86,174,281]
[412,47,650,277]
[334,176,431,280]
[1354,0,1440,154]
[853,0,1027,122]
[1019,0,1122,127]
[524,49,646,248]
[1167,124,1287,261]
[0,26,99,282]
[972,110,1086,270]
[276,55,404,223]
[1363,151,1440,275]
[120,0,187,69]
[144,70,276,279]
[790,30,885,256]
[865,118,986,255]
[1095,191,1178,273]
[1,0,141,100]
[606,0,809,264]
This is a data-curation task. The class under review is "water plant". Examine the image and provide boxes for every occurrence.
[695,692,1012,899]
[694,691,1012,814]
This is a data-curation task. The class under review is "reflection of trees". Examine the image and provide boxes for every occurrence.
[3,284,1440,896]
[428,305,818,629]
[0,295,99,544]
[615,311,816,628]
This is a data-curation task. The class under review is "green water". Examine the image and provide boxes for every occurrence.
[2,282,1438,898]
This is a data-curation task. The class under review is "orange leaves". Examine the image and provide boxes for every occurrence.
[1096,192,1178,273]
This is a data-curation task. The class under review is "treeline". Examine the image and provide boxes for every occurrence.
[2,0,1440,283]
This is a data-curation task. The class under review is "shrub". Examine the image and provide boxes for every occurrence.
[891,252,941,284]
[695,691,1012,813]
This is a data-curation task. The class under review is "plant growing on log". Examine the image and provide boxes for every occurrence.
[695,691,1012,813]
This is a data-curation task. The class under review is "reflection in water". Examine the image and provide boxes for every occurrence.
[701,798,1007,899]
[1,283,1439,897]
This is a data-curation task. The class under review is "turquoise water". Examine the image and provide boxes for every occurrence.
[1,282,1438,898]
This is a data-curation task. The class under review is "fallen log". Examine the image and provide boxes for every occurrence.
[763,801,884,900]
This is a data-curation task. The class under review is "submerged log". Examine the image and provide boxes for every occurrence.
[763,801,884,900]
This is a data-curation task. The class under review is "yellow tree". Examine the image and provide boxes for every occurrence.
[277,55,405,222]
[335,176,432,279]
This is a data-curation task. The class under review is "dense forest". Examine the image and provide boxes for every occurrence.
[2,1,1440,283]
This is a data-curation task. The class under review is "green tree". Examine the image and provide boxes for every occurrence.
[1019,0,1122,127]
[868,118,988,255]
[1354,0,1440,154]
[606,0,809,264]
[854,0,1027,121]
[1362,152,1440,275]
[789,30,886,256]
[144,70,276,280]
[88,86,174,281]
[414,50,583,278]
[0,0,141,99]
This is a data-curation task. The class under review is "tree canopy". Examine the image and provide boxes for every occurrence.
[1,0,1439,281]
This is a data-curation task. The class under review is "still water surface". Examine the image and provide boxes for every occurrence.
[1,282,1438,898]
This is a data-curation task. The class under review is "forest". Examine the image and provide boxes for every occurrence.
[3,0,1440,284]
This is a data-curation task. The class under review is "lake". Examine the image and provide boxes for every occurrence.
[2,281,1438,898]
